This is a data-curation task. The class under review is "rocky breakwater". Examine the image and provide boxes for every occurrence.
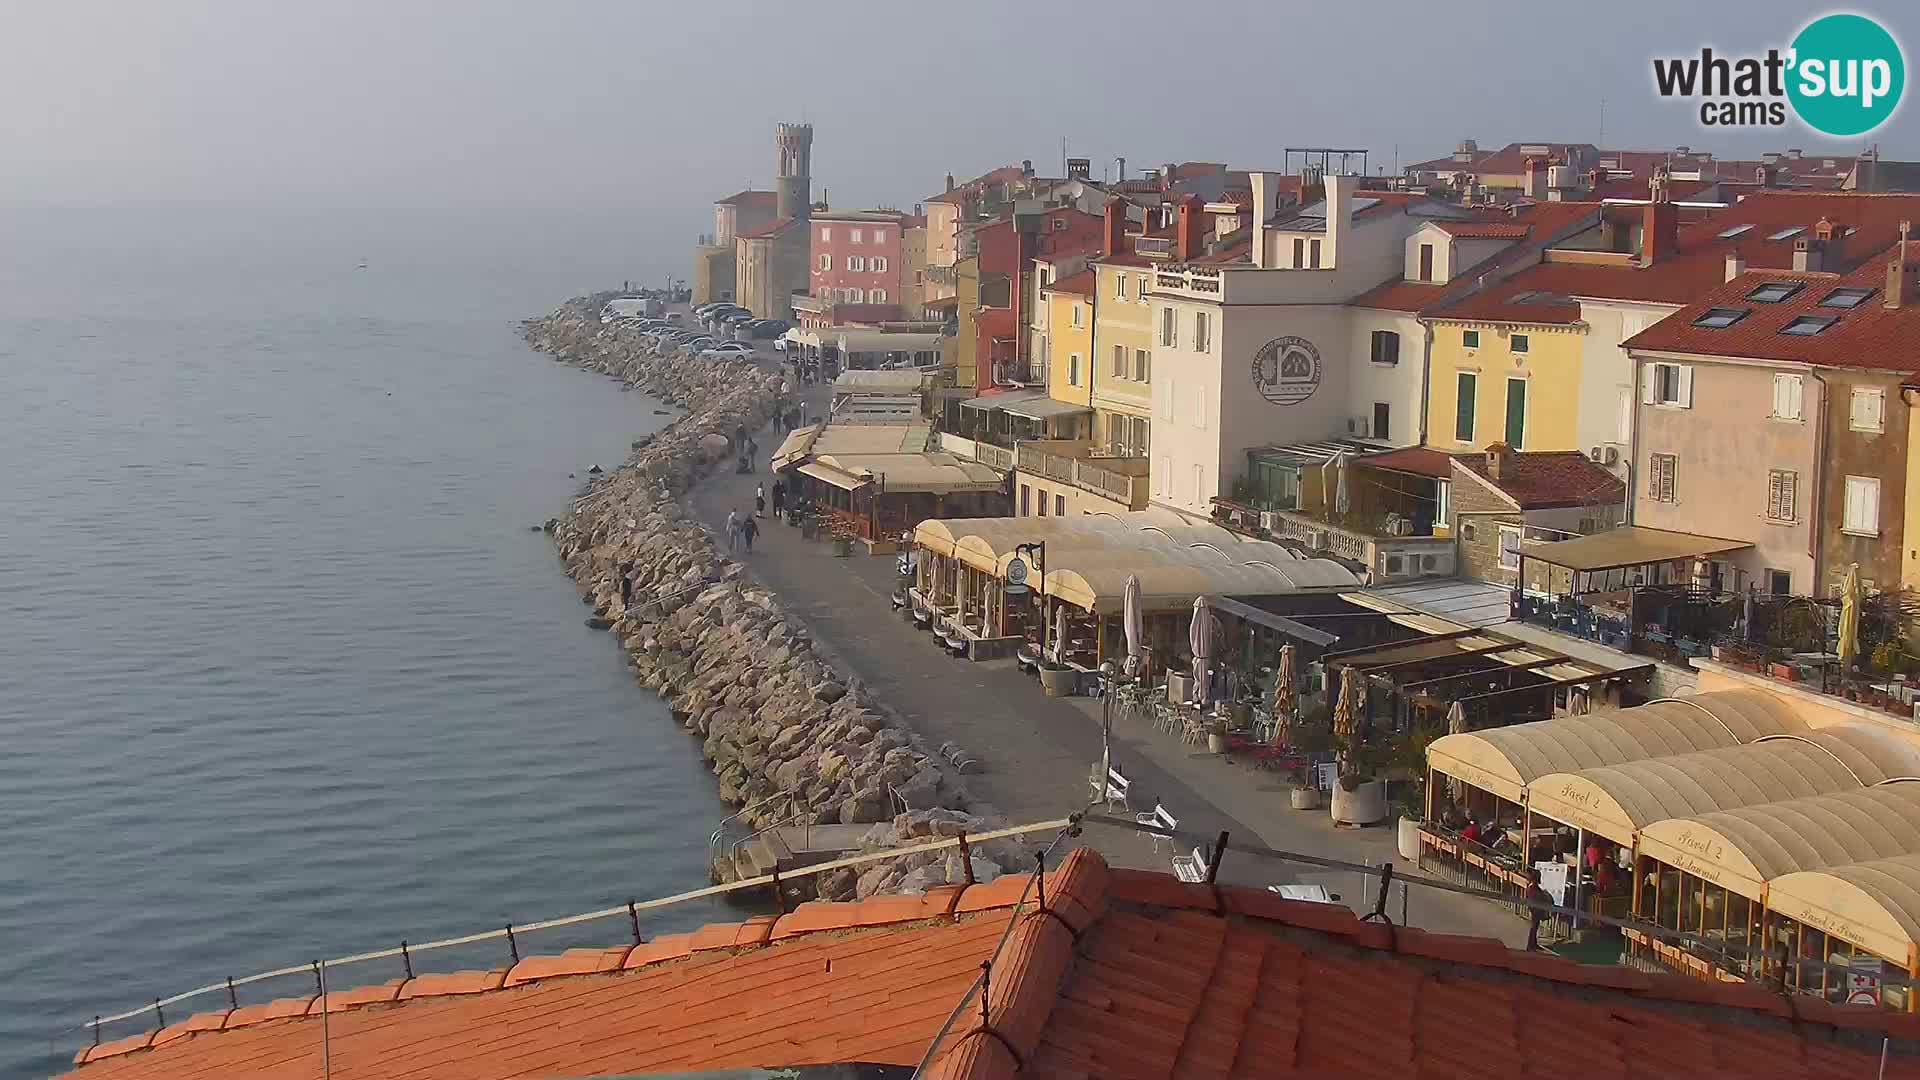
[524,295,1015,901]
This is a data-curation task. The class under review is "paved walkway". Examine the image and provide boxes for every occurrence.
[681,351,1529,945]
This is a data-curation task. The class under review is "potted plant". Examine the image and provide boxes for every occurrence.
[1388,722,1442,859]
[1285,721,1332,811]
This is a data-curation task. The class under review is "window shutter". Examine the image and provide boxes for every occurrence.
[1782,471,1796,520]
[1641,365,1656,405]
[1676,365,1693,408]
[1768,471,1785,520]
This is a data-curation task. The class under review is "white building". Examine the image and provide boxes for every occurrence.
[1146,174,1475,518]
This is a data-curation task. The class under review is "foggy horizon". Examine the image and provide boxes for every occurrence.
[4,0,1915,231]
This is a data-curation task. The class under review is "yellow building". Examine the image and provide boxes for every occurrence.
[953,255,980,391]
[1041,269,1095,438]
[1423,316,1586,454]
[1090,256,1155,458]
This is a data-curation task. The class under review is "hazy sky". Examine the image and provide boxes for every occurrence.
[4,0,1915,224]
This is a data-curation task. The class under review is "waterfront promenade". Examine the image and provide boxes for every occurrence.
[686,361,1532,946]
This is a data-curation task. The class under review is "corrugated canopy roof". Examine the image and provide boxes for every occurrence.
[1526,738,1878,847]
[834,369,934,394]
[1425,690,1808,805]
[1639,777,1920,902]
[1045,557,1357,613]
[1521,526,1753,572]
[1769,853,1920,968]
[1000,396,1093,421]
[801,453,1003,495]
[770,423,822,471]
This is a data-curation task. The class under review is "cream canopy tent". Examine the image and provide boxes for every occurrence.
[1424,690,1808,806]
[1767,853,1920,968]
[1525,737,1883,847]
[1639,779,1920,902]
[1043,556,1357,614]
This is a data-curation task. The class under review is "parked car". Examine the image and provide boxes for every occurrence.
[703,342,753,355]
[746,319,790,339]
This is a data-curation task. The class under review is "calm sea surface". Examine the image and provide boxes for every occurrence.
[0,206,728,1076]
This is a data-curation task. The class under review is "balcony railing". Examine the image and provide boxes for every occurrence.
[1014,441,1149,508]
[1264,510,1454,581]
[1134,236,1177,260]
[973,442,1014,473]
[1151,266,1224,299]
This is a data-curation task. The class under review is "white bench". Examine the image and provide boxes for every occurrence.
[1172,845,1210,883]
[1091,764,1132,812]
[1138,802,1177,855]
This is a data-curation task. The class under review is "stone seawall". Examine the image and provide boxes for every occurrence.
[523,295,1013,900]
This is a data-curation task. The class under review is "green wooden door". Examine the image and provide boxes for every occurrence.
[1505,378,1527,449]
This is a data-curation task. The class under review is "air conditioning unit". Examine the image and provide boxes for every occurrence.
[1588,446,1604,462]
[1307,528,1329,550]
[1603,445,1620,465]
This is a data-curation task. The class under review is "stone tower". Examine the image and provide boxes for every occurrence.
[774,122,813,222]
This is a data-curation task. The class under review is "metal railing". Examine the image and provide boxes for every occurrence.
[75,818,1073,1044]
[972,442,1014,473]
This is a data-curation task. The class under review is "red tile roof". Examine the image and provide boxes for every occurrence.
[1357,445,1458,479]
[1350,201,1603,314]
[737,216,800,240]
[1042,270,1094,297]
[718,189,777,207]
[928,165,1027,205]
[1622,242,1920,372]
[1456,447,1627,509]
[62,848,1920,1080]
[1434,220,1533,238]
[1442,191,1920,312]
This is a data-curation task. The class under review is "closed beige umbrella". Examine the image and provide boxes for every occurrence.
[1838,562,1862,671]
[1271,645,1297,748]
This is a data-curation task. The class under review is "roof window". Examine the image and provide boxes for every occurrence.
[1819,287,1877,309]
[1745,281,1804,303]
[1768,226,1806,241]
[1716,224,1755,240]
[1779,314,1839,336]
[1692,307,1750,329]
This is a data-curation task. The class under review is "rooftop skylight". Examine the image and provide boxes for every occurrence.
[1745,282,1804,303]
[1779,314,1839,336]
[1819,287,1877,309]
[1768,226,1806,242]
[1716,224,1755,240]
[1692,307,1750,329]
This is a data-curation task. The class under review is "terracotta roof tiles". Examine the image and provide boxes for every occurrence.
[1623,243,1920,373]
[717,189,777,207]
[1456,447,1627,510]
[61,848,1920,1080]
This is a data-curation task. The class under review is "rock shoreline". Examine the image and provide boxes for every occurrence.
[522,294,1014,901]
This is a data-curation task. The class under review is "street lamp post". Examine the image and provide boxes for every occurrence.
[1015,541,1047,659]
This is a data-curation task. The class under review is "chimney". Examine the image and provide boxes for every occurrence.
[1725,250,1747,282]
[1249,171,1276,267]
[1324,173,1356,269]
[1021,159,1034,177]
[1524,157,1544,199]
[945,172,955,192]
[1103,197,1127,257]
[1642,195,1679,266]
[1162,163,1176,191]
[1793,236,1821,272]
[1176,194,1205,261]
[1887,221,1912,309]
[1116,156,1126,182]
[1486,442,1514,481]
[1788,148,1803,160]
[1815,217,1845,267]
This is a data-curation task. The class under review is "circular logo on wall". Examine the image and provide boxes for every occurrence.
[1250,336,1322,406]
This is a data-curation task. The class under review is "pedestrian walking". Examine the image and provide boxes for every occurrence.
[771,479,787,516]
[755,483,766,518]
[742,515,760,553]
[724,508,742,551]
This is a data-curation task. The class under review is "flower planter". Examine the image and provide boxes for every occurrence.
[1330,780,1387,826]
[1290,786,1323,811]
[1397,815,1422,861]
[1037,666,1076,698]
[1770,663,1800,682]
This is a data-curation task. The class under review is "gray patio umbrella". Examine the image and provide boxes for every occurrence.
[1446,701,1468,799]
[1054,601,1071,664]
[1123,574,1144,678]
[1189,595,1216,706]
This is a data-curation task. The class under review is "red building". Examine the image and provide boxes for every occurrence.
[809,210,914,309]
[970,207,1105,392]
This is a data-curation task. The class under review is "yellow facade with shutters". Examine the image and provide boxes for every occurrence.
[1090,261,1155,456]
[1043,286,1094,438]
[1423,320,1586,453]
